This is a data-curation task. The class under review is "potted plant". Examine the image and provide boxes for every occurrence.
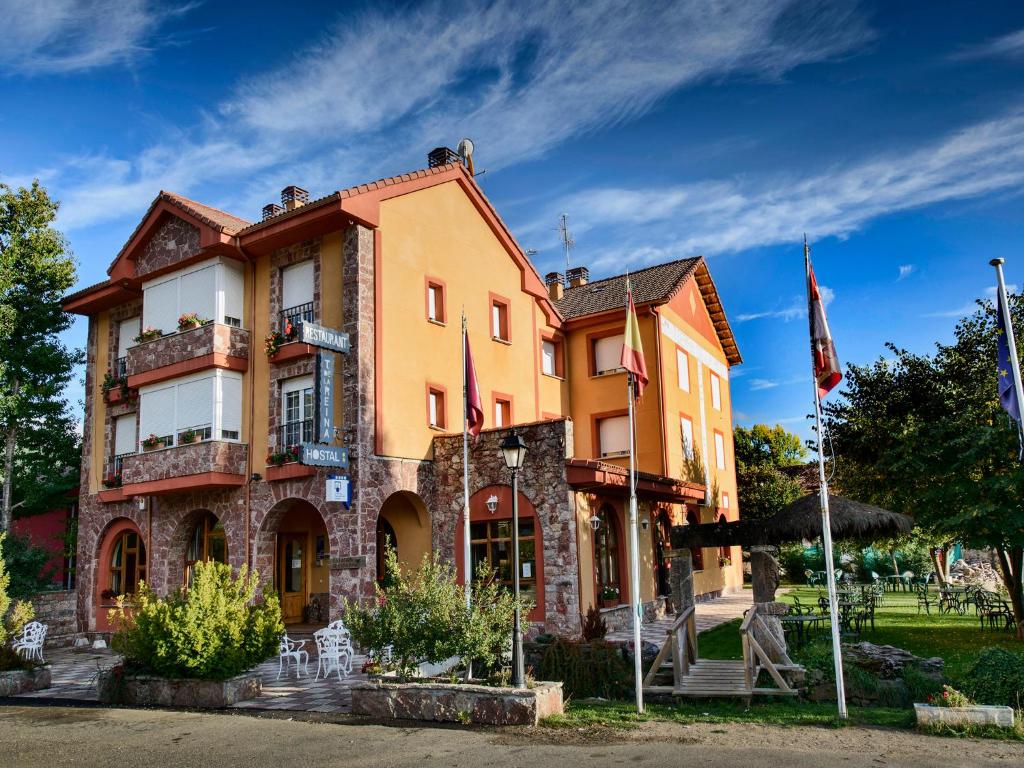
[101,372,122,402]
[914,685,1015,729]
[141,434,165,451]
[179,428,201,445]
[177,312,209,332]
[718,555,732,568]
[134,327,163,343]
[102,472,122,489]
[599,586,619,607]
[264,320,298,357]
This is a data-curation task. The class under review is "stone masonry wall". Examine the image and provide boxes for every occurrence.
[30,591,77,645]
[122,441,249,486]
[126,323,249,378]
[135,216,201,277]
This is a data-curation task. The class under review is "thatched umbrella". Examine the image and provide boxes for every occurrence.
[765,493,913,543]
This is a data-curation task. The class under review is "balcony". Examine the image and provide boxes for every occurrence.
[265,419,316,481]
[98,452,135,503]
[268,303,317,364]
[126,323,249,388]
[121,440,248,496]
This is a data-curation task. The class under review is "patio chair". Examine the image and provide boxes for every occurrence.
[977,593,1015,631]
[12,621,47,663]
[314,628,353,681]
[900,571,914,592]
[277,634,309,680]
[790,596,815,616]
[915,584,935,615]
[805,569,818,587]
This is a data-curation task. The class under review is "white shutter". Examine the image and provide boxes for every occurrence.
[715,432,726,469]
[594,335,624,375]
[676,348,690,391]
[281,375,313,395]
[118,317,140,357]
[179,265,217,323]
[220,373,242,437]
[710,373,722,410]
[491,304,501,337]
[142,277,178,332]
[428,286,438,320]
[542,340,556,375]
[598,415,629,456]
[222,263,244,325]
[680,417,694,459]
[429,392,439,426]
[177,376,214,430]
[140,385,176,443]
[494,401,504,428]
[114,415,137,455]
[282,261,314,310]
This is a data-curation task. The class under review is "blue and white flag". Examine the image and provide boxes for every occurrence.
[996,291,1021,425]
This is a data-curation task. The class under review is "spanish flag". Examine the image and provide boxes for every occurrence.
[620,278,649,398]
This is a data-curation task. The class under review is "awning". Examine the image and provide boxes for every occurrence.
[566,458,705,504]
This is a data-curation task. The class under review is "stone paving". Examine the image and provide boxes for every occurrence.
[14,647,122,701]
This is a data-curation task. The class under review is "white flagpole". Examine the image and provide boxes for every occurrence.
[462,312,472,609]
[991,258,1024,455]
[806,241,847,720]
[625,276,644,714]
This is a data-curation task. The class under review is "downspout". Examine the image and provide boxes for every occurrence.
[240,243,255,571]
[651,306,668,476]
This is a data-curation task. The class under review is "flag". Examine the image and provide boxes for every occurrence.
[620,278,649,398]
[996,290,1021,424]
[464,330,484,438]
[806,248,842,397]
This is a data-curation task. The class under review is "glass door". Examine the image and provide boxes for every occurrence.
[278,533,306,623]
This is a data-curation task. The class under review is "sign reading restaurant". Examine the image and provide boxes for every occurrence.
[301,321,350,353]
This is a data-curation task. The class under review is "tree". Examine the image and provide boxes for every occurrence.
[0,181,81,532]
[733,424,805,522]
[823,295,1024,637]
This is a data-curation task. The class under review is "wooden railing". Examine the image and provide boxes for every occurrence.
[739,605,795,694]
[643,605,697,689]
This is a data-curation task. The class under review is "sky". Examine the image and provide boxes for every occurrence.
[2,0,1024,443]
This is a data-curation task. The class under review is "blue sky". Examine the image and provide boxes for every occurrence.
[2,0,1024,442]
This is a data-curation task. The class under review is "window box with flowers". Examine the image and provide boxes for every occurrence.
[599,586,620,608]
[101,371,131,403]
[914,685,1015,729]
[264,320,299,357]
[134,327,164,344]
[718,555,732,568]
[103,472,123,489]
[177,312,211,333]
[266,445,300,467]
[141,434,169,452]
[179,428,203,445]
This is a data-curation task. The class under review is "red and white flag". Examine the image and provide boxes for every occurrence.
[464,329,484,438]
[806,245,842,397]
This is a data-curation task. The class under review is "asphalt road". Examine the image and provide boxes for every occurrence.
[0,705,1021,768]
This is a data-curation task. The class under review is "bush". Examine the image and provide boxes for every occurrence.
[580,606,607,641]
[538,638,632,699]
[109,560,282,680]
[345,547,531,680]
[960,647,1024,709]
[1,532,54,600]
[0,532,36,668]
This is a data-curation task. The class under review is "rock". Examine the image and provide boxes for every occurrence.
[842,642,943,681]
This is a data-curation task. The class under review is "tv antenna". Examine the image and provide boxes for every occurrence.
[557,213,574,284]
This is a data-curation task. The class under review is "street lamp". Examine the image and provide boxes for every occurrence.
[499,431,528,689]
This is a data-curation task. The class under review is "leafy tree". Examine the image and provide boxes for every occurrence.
[823,295,1024,637]
[734,423,807,469]
[1,532,54,600]
[733,424,805,522]
[0,181,82,532]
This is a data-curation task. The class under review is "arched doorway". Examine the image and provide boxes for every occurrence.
[184,512,227,585]
[593,504,624,607]
[256,499,330,625]
[652,508,672,597]
[95,518,147,631]
[376,491,431,578]
[376,517,397,584]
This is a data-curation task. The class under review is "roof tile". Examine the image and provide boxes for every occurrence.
[555,258,701,319]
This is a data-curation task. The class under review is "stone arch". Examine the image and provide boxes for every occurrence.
[376,490,432,577]
[94,516,147,632]
[255,497,330,625]
[164,508,229,589]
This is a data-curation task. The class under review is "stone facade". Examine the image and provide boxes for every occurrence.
[0,667,51,696]
[126,323,249,379]
[122,441,248,487]
[135,216,201,277]
[29,591,77,646]
[97,665,262,708]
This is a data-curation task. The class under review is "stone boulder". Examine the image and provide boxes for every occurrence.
[843,642,943,680]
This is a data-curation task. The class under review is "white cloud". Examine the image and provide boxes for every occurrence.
[898,264,915,280]
[749,378,780,391]
[737,285,832,323]
[950,27,1024,61]
[0,0,193,75]
[11,0,872,230]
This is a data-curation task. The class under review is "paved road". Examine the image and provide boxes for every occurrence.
[0,705,1021,768]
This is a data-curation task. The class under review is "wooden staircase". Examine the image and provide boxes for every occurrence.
[642,605,801,701]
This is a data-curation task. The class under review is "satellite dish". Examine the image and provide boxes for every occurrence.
[457,138,474,161]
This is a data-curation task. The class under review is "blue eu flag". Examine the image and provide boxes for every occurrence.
[997,291,1021,424]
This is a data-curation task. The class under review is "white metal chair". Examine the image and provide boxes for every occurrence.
[313,628,353,680]
[276,634,309,679]
[12,621,47,663]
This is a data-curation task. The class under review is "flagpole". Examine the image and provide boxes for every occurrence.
[991,258,1024,453]
[462,312,472,610]
[806,239,848,720]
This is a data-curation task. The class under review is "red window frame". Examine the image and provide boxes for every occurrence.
[539,331,565,378]
[489,292,511,342]
[425,382,448,429]
[424,276,447,324]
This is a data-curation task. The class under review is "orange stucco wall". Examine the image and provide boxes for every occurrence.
[90,312,110,495]
[376,182,563,460]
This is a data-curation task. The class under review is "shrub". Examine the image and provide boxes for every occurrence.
[580,606,607,641]
[0,533,36,670]
[110,560,283,680]
[538,638,631,699]
[960,647,1024,709]
[1,532,54,600]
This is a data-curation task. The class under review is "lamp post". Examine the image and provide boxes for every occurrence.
[499,431,528,689]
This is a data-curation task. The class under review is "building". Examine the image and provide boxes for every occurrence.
[10,489,79,590]
[63,151,743,637]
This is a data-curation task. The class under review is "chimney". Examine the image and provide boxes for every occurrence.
[262,203,284,221]
[566,266,589,288]
[281,185,309,212]
[428,146,459,168]
[545,271,564,301]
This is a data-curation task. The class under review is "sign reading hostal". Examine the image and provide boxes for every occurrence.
[301,321,350,354]
[299,444,349,469]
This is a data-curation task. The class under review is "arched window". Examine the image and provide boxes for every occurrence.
[717,513,730,565]
[109,529,147,596]
[686,508,704,571]
[185,513,227,584]
[594,505,622,605]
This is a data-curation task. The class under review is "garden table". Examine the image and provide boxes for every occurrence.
[781,613,826,648]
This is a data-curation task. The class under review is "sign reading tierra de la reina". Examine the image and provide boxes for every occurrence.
[301,321,350,354]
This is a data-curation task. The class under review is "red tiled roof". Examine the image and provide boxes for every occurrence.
[555,258,701,319]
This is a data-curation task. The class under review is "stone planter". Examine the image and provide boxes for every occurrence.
[351,679,563,726]
[914,703,1015,729]
[0,666,51,696]
[97,665,261,708]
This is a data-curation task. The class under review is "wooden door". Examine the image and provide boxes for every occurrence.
[278,533,307,623]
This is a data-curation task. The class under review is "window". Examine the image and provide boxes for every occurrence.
[490,296,510,341]
[109,529,146,596]
[714,430,726,470]
[281,375,314,447]
[722,492,730,511]
[425,279,446,324]
[718,514,731,563]
[597,415,629,457]
[470,518,538,607]
[138,370,243,449]
[184,513,227,585]
[592,334,624,375]
[141,258,244,332]
[710,371,722,410]
[676,348,690,391]
[494,397,511,428]
[686,508,704,570]
[117,316,140,361]
[680,415,694,459]
[281,260,315,325]
[594,505,622,604]
[113,414,136,475]
[428,386,447,429]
